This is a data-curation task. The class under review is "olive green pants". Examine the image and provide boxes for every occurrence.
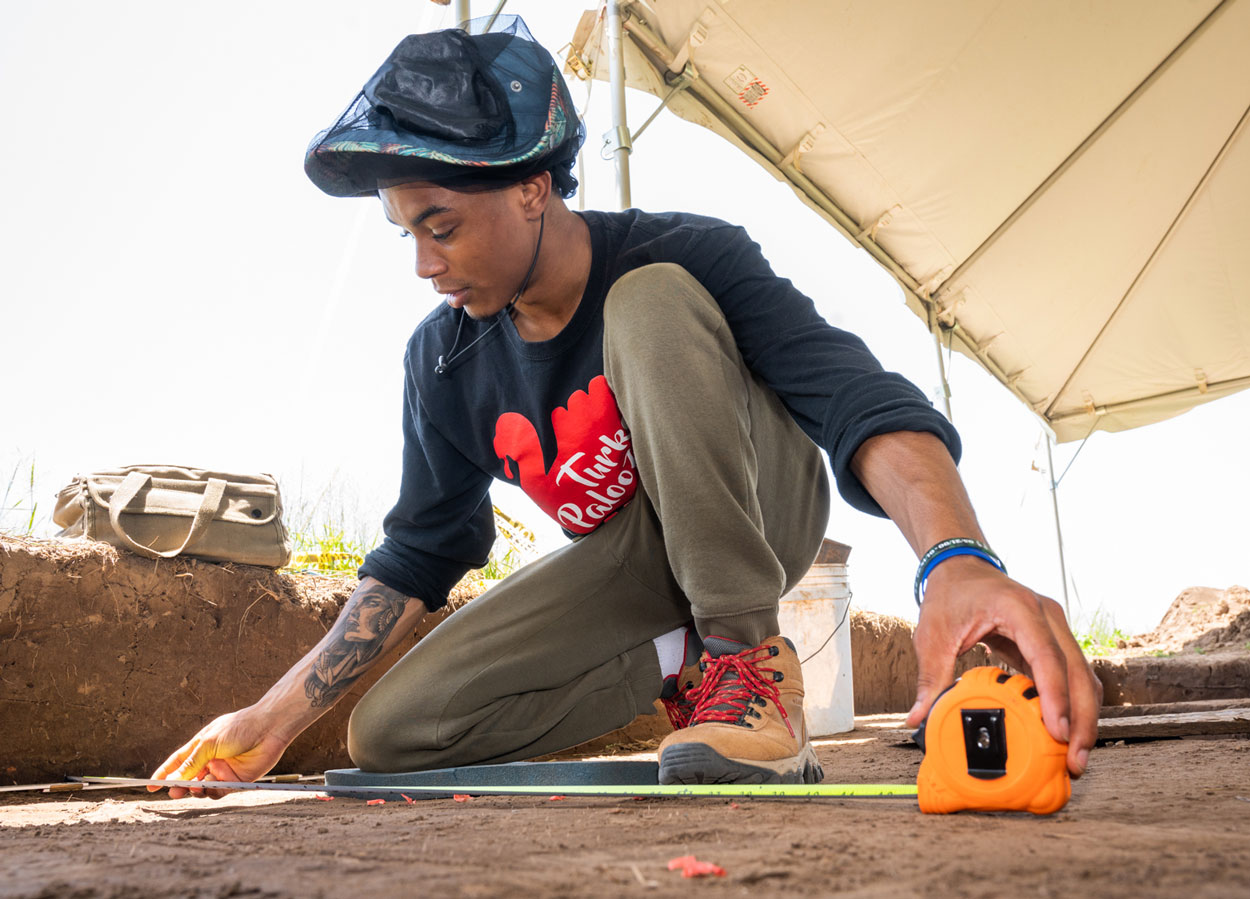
[348,263,831,772]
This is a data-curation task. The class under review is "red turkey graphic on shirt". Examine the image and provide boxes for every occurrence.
[493,375,638,534]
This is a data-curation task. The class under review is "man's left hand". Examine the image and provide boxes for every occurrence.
[904,554,1102,778]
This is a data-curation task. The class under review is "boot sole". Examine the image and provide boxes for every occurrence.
[658,741,824,785]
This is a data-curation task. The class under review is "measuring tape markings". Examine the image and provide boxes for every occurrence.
[69,776,917,800]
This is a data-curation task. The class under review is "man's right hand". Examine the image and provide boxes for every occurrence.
[148,708,290,800]
[148,577,425,800]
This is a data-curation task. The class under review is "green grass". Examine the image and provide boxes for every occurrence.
[281,472,536,584]
[280,471,380,574]
[464,505,538,585]
[1072,607,1130,658]
[284,509,535,579]
[0,456,39,536]
[476,541,523,581]
[288,523,375,573]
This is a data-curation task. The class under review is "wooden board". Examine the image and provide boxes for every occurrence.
[1096,708,1250,741]
[1099,697,1250,719]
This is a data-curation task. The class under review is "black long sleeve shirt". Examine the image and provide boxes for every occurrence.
[359,209,961,610]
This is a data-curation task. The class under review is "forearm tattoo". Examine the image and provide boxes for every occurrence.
[305,581,410,708]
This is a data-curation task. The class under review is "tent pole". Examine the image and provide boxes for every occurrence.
[482,0,507,33]
[606,0,632,209]
[932,327,953,421]
[454,0,470,28]
[1044,432,1072,619]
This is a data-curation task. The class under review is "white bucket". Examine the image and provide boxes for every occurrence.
[778,564,854,737]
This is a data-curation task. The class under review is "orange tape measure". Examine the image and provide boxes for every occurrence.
[916,666,1071,815]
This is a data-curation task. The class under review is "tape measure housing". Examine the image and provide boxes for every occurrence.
[917,667,1070,815]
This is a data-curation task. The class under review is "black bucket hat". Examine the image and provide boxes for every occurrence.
[305,15,585,198]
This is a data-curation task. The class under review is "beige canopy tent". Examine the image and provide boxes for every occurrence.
[567,0,1250,442]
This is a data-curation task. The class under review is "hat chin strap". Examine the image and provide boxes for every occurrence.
[434,212,546,376]
[505,211,545,315]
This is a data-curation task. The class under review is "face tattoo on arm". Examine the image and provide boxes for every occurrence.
[304,581,411,708]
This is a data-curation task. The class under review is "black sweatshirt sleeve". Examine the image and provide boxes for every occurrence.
[358,349,495,611]
[676,223,962,517]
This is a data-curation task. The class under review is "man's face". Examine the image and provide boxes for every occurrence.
[380,181,541,320]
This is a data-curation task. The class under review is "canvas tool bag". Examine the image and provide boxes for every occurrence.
[53,465,292,568]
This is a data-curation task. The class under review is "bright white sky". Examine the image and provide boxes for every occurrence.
[3,1,1247,634]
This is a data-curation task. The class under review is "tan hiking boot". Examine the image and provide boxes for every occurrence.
[657,635,823,784]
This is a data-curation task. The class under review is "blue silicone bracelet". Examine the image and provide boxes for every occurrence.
[913,542,1006,606]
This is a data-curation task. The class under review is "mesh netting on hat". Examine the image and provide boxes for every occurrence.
[305,15,585,198]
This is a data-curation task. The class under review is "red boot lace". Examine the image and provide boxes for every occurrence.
[660,690,696,730]
[683,644,794,738]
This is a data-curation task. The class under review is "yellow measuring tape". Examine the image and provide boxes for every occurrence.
[75,776,917,799]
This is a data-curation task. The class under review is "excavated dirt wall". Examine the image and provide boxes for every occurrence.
[0,536,464,784]
[1094,585,1250,705]
[851,586,1250,710]
[6,532,1248,798]
[2,535,981,783]
[850,609,992,713]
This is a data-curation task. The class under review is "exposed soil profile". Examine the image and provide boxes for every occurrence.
[1094,585,1250,705]
[0,536,457,784]
[1131,585,1250,652]
[1,535,985,781]
[848,610,991,713]
[5,535,1250,783]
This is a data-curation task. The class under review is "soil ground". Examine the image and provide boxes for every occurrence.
[2,717,1247,898]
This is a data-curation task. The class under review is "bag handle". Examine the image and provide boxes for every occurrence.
[108,471,227,559]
